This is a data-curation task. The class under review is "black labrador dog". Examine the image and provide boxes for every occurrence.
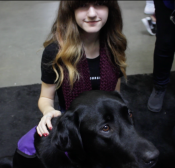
[33,90,159,168]
[0,90,159,168]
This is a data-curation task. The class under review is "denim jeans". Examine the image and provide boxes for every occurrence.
[153,0,175,86]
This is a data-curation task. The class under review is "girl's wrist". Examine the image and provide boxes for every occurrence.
[54,110,62,116]
[43,110,61,116]
[43,109,55,116]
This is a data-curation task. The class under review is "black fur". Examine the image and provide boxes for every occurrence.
[0,156,12,168]
[34,90,159,168]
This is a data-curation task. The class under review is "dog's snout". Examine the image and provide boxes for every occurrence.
[142,148,159,167]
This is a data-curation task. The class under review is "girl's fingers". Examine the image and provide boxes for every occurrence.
[44,111,61,130]
[37,120,46,135]
[45,115,53,130]
[37,110,61,137]
[37,119,48,136]
[36,126,42,137]
[40,116,50,136]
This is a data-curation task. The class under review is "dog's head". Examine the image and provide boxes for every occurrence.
[52,91,159,168]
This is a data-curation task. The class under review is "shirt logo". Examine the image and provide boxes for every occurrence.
[90,76,100,80]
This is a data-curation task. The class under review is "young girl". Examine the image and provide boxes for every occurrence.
[37,0,127,137]
[13,1,127,167]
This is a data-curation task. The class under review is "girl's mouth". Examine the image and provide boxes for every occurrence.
[85,20,100,23]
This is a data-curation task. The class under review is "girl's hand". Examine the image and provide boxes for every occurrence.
[37,110,61,137]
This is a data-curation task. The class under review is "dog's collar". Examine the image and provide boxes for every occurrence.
[65,152,111,168]
[64,151,71,161]
[65,152,80,168]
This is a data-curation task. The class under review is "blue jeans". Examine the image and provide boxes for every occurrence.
[153,0,175,86]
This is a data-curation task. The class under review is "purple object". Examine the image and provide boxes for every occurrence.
[65,151,71,161]
[17,127,112,167]
[17,126,37,156]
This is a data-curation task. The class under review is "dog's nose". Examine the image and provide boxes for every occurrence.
[142,149,159,167]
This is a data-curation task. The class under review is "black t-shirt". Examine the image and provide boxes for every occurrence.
[87,56,100,90]
[41,43,123,109]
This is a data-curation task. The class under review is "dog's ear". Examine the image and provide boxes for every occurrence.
[51,111,83,152]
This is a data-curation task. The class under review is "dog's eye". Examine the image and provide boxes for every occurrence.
[102,125,110,132]
[128,109,133,118]
[129,113,132,118]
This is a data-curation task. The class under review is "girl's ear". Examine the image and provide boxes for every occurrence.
[51,111,83,152]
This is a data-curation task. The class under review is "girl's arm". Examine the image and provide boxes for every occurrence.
[37,82,61,136]
[115,78,121,92]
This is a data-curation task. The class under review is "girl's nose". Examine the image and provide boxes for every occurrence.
[87,6,97,18]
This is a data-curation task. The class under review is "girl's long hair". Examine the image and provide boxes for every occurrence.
[43,0,127,89]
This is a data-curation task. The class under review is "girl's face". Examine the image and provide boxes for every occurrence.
[74,3,109,34]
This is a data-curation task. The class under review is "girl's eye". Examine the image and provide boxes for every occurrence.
[94,2,104,6]
[79,3,88,8]
[102,125,110,132]
[94,3,100,6]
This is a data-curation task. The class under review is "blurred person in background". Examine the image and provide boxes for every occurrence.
[142,0,156,36]
[147,0,175,112]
